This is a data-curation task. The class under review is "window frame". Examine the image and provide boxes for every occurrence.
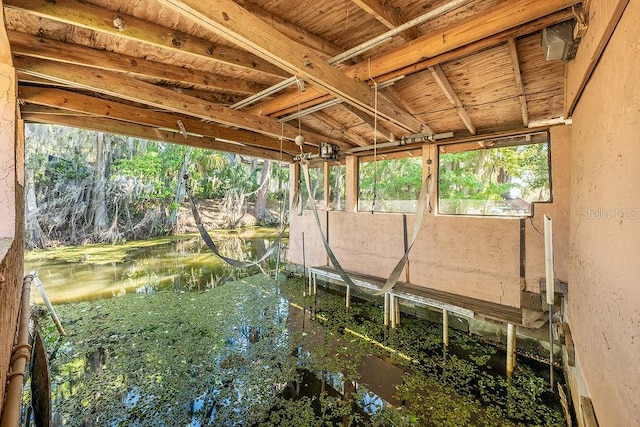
[436,131,553,218]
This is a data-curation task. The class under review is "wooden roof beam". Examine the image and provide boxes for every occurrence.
[14,56,335,147]
[250,8,576,119]
[428,65,476,135]
[312,111,371,147]
[341,104,396,142]
[350,0,581,80]
[9,31,266,96]
[234,0,344,60]
[18,86,301,153]
[156,0,423,134]
[3,0,288,79]
[350,0,418,41]
[0,0,11,65]
[507,38,529,127]
[22,113,293,161]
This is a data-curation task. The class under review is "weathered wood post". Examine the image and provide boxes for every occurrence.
[443,309,449,348]
[506,323,517,377]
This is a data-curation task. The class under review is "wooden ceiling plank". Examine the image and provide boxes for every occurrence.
[3,0,288,79]
[507,38,529,127]
[377,10,574,82]
[341,104,396,142]
[234,0,343,59]
[428,65,476,135]
[350,0,418,41]
[381,86,434,135]
[349,0,581,81]
[250,9,575,120]
[22,113,293,161]
[156,0,422,133]
[18,86,300,153]
[14,56,335,146]
[9,31,266,96]
[312,111,370,147]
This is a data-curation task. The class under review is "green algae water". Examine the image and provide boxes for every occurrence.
[26,236,568,426]
[25,229,280,303]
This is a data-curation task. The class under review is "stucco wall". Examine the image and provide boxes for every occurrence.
[286,125,572,309]
[568,1,640,424]
[0,63,23,418]
[525,125,572,288]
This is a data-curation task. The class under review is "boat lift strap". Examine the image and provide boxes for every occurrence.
[186,179,295,268]
[301,161,431,295]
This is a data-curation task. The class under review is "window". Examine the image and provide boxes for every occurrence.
[438,136,551,216]
[328,164,346,211]
[358,153,422,213]
[299,166,325,210]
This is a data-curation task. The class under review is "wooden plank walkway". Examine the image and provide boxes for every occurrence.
[308,265,522,325]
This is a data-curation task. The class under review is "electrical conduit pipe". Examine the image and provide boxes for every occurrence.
[0,274,34,427]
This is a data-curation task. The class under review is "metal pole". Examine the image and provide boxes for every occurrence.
[346,285,351,309]
[33,271,65,336]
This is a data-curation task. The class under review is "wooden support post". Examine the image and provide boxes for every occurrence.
[506,323,517,377]
[443,309,449,348]
[390,295,396,329]
[384,293,389,326]
[313,273,317,296]
[346,285,351,309]
[395,296,401,326]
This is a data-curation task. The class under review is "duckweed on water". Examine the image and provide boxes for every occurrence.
[38,275,566,426]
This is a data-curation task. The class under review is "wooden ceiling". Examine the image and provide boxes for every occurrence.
[2,0,581,161]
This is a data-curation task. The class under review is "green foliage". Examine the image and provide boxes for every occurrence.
[359,156,422,212]
[439,143,550,215]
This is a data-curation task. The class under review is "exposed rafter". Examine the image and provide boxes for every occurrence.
[3,0,289,79]
[18,86,302,153]
[156,0,423,133]
[381,86,434,135]
[311,111,371,147]
[507,38,529,127]
[0,1,11,65]
[350,0,418,41]
[429,65,476,135]
[22,113,293,161]
[349,0,581,80]
[14,57,336,146]
[8,31,266,96]
[341,104,396,142]
[234,0,344,59]
[247,6,576,121]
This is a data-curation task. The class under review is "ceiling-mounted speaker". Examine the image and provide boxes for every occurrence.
[542,21,577,61]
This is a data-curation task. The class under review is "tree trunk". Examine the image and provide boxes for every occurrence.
[254,160,271,221]
[24,169,48,249]
[93,132,109,235]
[169,148,192,230]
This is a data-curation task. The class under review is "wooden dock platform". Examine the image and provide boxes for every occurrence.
[307,265,523,325]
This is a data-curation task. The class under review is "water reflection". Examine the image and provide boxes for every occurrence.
[26,234,279,303]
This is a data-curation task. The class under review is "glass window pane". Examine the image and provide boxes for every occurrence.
[299,166,325,210]
[438,142,551,216]
[358,156,422,213]
[329,164,346,211]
